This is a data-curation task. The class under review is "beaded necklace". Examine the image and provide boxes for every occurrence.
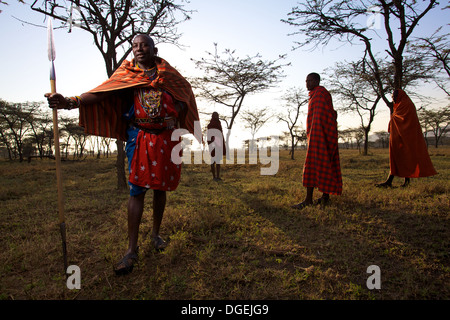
[136,63,157,79]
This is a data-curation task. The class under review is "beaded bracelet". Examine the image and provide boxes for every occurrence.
[65,96,82,110]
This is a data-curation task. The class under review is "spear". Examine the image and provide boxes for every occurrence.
[47,18,68,275]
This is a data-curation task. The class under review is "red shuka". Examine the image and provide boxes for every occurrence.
[303,86,342,195]
[207,117,226,157]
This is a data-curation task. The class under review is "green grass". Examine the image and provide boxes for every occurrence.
[0,148,448,300]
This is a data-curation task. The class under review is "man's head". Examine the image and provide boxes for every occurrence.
[306,73,321,91]
[132,34,158,68]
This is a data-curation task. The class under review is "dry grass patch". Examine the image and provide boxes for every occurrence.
[0,147,448,300]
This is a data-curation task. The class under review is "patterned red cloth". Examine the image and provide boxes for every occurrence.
[303,86,342,195]
[128,88,181,191]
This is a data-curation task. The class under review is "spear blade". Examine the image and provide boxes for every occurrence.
[47,19,56,86]
[47,19,56,62]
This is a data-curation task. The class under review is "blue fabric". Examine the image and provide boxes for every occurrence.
[124,104,148,196]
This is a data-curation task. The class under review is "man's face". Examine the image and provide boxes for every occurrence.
[306,75,319,91]
[132,35,156,66]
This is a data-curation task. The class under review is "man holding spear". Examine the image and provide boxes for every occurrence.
[46,34,200,275]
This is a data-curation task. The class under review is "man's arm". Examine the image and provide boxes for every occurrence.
[174,100,187,127]
[45,91,113,110]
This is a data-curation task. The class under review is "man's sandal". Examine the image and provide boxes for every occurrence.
[291,202,312,210]
[152,235,167,251]
[314,197,330,206]
[114,247,139,276]
[375,182,392,188]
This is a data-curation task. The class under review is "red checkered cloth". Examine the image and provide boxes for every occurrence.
[78,57,200,141]
[303,86,342,195]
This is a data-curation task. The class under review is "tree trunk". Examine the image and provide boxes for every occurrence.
[290,135,295,160]
[116,140,127,190]
[363,128,370,156]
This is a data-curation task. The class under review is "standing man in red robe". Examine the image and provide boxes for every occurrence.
[376,89,437,187]
[292,73,342,209]
[46,34,200,275]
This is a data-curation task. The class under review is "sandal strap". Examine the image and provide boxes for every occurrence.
[119,253,137,268]
[153,236,167,250]
[115,248,139,269]
[291,202,310,209]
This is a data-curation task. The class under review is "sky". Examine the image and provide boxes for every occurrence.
[0,0,448,147]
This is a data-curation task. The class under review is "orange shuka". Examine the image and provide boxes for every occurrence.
[388,89,437,178]
[78,57,200,142]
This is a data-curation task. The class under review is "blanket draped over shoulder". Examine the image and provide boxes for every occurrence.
[389,89,437,178]
[78,57,200,141]
[303,86,342,195]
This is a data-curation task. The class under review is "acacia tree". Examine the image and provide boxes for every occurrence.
[100,136,112,157]
[0,0,24,13]
[26,104,52,159]
[283,0,441,111]
[191,44,288,152]
[0,114,14,160]
[0,100,38,162]
[241,107,272,150]
[277,87,308,160]
[418,106,450,148]
[64,122,88,158]
[413,29,450,96]
[327,49,435,154]
[374,130,389,148]
[31,0,191,75]
[31,0,193,189]
[326,59,385,155]
[339,128,355,149]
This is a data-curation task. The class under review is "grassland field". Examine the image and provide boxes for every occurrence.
[0,147,448,301]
